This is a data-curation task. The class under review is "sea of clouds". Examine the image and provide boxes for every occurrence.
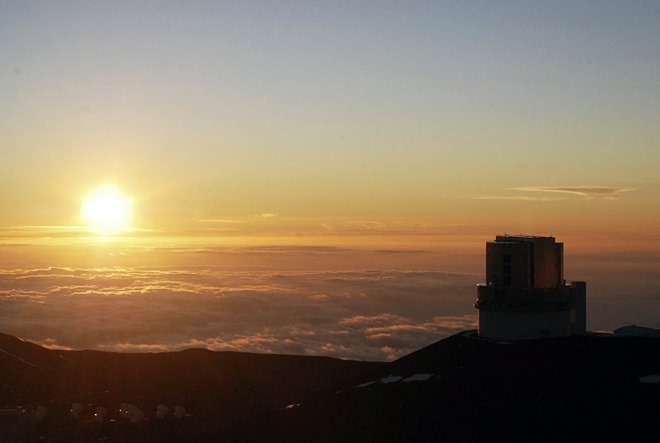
[0,264,477,361]
[1,242,658,361]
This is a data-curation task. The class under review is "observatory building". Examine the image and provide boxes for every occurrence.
[475,235,586,340]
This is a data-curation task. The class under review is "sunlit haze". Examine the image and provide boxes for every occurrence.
[80,184,133,235]
[1,1,659,359]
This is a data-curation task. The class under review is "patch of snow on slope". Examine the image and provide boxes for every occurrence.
[403,373,434,382]
[638,374,660,384]
[380,375,403,384]
[356,373,435,387]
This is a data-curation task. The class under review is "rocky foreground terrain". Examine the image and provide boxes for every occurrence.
[1,330,659,442]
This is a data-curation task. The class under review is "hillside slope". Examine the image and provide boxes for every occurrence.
[284,332,660,442]
[1,332,659,442]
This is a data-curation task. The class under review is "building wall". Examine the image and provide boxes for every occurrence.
[478,309,571,340]
[486,236,564,289]
[531,237,563,288]
[486,241,532,287]
[477,235,585,340]
[569,281,587,334]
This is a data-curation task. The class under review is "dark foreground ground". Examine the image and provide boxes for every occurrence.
[1,331,659,442]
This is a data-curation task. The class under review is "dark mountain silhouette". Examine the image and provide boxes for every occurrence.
[287,332,660,442]
[1,331,659,442]
[0,332,381,441]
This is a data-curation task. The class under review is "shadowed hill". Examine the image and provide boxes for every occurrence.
[284,332,660,442]
[1,332,659,442]
[0,332,383,441]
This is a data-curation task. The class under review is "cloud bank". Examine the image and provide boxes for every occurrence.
[0,267,477,361]
[3,244,658,361]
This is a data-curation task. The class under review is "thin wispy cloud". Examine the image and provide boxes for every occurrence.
[477,186,636,202]
[338,220,473,237]
[0,225,87,239]
[476,195,566,202]
[251,213,279,218]
[348,221,388,231]
[511,186,636,199]
[197,219,246,224]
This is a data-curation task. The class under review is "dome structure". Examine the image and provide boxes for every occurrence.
[475,235,586,340]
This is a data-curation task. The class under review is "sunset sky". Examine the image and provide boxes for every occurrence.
[1,2,659,359]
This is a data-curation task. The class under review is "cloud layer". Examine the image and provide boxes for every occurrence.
[2,244,658,361]
[0,266,477,361]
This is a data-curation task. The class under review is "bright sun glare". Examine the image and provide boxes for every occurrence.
[81,184,133,235]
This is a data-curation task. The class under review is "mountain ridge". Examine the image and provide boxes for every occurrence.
[1,330,659,442]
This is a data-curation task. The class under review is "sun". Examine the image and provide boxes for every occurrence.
[81,184,133,235]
